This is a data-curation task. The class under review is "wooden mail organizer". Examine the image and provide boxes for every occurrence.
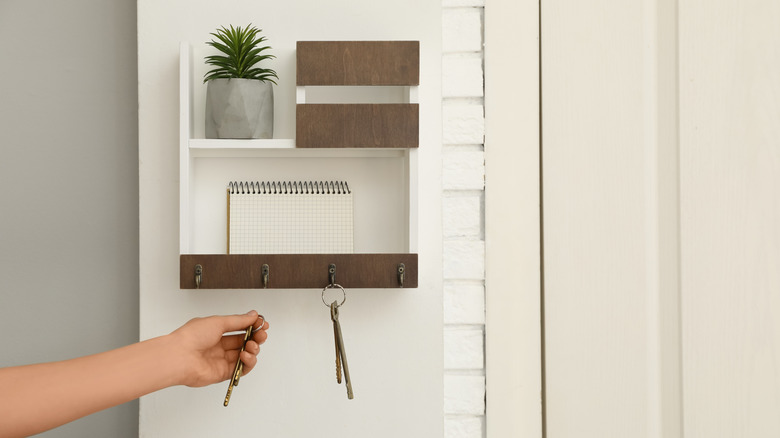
[179,41,420,289]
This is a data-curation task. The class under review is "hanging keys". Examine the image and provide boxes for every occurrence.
[332,306,342,384]
[323,284,353,400]
[331,300,354,399]
[224,315,265,407]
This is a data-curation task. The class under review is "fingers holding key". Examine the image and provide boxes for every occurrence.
[239,316,267,376]
[223,314,269,406]
[221,315,269,349]
[252,318,270,345]
[239,348,258,371]
[238,343,260,374]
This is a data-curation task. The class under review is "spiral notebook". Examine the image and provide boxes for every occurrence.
[227,181,353,254]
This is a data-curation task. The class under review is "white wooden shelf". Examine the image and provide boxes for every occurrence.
[189,138,296,149]
[189,139,407,159]
[178,42,419,288]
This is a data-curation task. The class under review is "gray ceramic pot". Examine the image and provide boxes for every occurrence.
[205,78,274,139]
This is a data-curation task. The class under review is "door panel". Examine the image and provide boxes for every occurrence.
[544,1,780,436]
[543,2,653,436]
[680,1,780,436]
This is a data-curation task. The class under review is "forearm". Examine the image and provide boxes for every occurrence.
[0,334,182,437]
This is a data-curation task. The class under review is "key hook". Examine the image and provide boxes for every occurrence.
[195,264,203,289]
[328,263,336,286]
[261,264,270,289]
[397,263,405,288]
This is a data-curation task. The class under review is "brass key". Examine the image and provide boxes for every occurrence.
[331,301,354,399]
[224,325,252,407]
[223,314,265,407]
[333,313,342,384]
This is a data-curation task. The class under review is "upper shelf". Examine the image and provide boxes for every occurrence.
[297,41,420,86]
[188,139,409,158]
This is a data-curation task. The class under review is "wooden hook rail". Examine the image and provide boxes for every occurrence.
[180,254,418,289]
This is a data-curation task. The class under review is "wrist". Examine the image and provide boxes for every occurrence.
[147,333,189,388]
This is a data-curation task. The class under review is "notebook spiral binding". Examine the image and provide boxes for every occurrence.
[228,181,351,195]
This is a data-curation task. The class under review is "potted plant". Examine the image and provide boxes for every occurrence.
[204,24,279,139]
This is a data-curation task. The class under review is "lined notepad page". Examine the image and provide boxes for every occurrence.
[228,181,353,254]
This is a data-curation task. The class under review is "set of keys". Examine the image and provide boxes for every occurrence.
[224,314,265,407]
[222,284,354,406]
[325,284,354,400]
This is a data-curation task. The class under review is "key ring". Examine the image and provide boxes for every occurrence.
[322,284,346,307]
[225,314,266,336]
[252,314,266,332]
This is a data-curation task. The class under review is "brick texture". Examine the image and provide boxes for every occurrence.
[443,283,486,325]
[443,8,483,53]
[443,194,482,237]
[444,375,486,415]
[444,327,485,370]
[442,105,485,145]
[442,3,486,436]
[445,417,484,438]
[443,55,484,97]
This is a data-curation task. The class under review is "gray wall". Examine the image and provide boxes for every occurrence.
[0,1,138,436]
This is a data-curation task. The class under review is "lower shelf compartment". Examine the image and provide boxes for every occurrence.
[180,253,418,289]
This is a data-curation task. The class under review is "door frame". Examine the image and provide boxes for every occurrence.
[484,0,543,436]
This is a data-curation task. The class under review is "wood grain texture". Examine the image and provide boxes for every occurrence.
[680,1,780,436]
[297,41,419,86]
[296,104,418,148]
[543,2,652,436]
[180,253,418,289]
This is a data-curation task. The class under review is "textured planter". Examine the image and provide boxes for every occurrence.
[205,78,274,139]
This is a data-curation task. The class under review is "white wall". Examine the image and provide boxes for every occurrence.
[138,1,442,437]
[0,0,486,435]
[0,1,139,437]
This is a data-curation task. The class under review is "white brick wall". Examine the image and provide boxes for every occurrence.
[444,328,484,369]
[443,105,485,145]
[443,283,485,325]
[442,194,482,238]
[442,2,485,437]
[443,55,484,97]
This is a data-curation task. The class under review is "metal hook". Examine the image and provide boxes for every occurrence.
[397,263,405,288]
[328,264,336,286]
[261,264,270,289]
[195,264,203,289]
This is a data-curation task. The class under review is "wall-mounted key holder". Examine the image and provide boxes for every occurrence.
[179,41,419,290]
[180,254,418,289]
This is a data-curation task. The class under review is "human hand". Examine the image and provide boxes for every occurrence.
[169,310,269,388]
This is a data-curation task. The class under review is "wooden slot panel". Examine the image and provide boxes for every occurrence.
[180,253,418,289]
[297,41,419,86]
[296,104,418,148]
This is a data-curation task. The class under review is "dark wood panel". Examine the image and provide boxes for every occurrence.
[297,41,419,86]
[181,253,418,289]
[296,104,418,148]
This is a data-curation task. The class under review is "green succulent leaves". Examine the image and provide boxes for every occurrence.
[203,24,279,84]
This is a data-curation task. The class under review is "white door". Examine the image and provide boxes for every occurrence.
[542,1,780,437]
